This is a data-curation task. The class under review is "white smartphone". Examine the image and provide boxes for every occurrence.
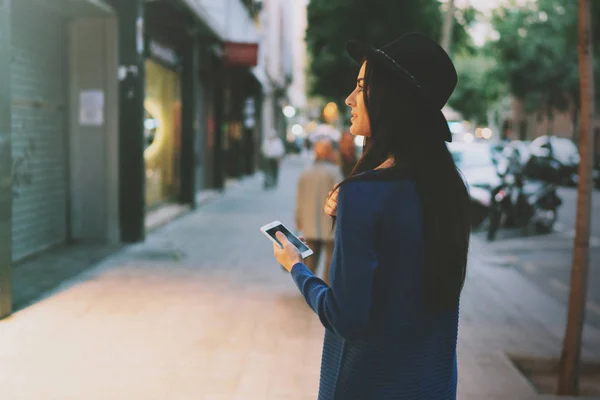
[260,220,314,259]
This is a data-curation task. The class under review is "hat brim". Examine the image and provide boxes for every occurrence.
[346,40,374,65]
[345,40,452,143]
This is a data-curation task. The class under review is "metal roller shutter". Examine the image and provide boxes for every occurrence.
[11,1,69,261]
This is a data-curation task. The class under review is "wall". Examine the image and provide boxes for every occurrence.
[258,0,294,141]
[526,109,575,139]
[69,17,120,243]
[288,0,307,111]
[511,96,600,142]
[265,0,285,88]
[0,0,12,318]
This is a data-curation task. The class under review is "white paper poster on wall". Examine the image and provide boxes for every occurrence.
[79,90,105,126]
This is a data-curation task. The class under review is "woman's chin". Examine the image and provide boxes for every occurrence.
[349,128,369,137]
[348,123,370,137]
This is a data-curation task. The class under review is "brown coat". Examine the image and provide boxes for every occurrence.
[295,161,343,241]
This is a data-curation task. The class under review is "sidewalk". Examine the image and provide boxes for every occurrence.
[11,176,257,312]
[1,155,599,400]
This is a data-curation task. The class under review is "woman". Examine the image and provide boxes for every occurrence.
[272,32,470,399]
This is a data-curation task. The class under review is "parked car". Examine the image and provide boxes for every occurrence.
[489,141,507,166]
[525,135,600,188]
[505,140,531,166]
[525,135,580,185]
[450,142,502,190]
[449,142,502,227]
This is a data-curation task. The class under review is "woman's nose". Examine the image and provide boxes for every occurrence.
[345,93,353,107]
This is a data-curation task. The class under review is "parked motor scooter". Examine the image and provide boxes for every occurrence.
[487,158,562,241]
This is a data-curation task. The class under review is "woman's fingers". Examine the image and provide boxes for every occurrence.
[324,189,338,216]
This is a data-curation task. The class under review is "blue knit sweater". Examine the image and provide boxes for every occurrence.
[291,172,459,399]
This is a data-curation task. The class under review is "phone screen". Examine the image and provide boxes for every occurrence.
[266,224,310,253]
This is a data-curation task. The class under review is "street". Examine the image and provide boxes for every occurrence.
[473,186,600,330]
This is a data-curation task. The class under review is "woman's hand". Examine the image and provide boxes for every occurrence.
[273,232,304,272]
[324,188,339,217]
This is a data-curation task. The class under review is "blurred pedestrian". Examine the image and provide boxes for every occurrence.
[261,131,285,189]
[295,139,343,285]
[271,33,470,399]
[338,130,358,178]
[304,136,312,154]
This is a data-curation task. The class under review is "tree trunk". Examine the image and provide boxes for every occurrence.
[572,105,580,144]
[440,0,455,54]
[557,0,595,394]
[519,119,528,141]
[547,105,554,136]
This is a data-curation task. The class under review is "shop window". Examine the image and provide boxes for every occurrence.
[144,109,159,149]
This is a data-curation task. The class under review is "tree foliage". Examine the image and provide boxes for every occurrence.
[448,53,505,124]
[448,0,599,130]
[487,0,600,116]
[305,0,474,103]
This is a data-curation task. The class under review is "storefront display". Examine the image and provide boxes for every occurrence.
[144,59,182,208]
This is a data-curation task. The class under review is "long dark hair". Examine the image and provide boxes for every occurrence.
[332,59,471,313]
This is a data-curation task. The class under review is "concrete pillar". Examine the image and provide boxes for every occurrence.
[180,37,200,206]
[106,0,146,242]
[0,0,12,318]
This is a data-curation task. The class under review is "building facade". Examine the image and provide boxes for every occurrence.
[287,0,309,126]
[255,0,294,145]
[503,97,600,154]
[1,0,120,318]
[0,0,265,319]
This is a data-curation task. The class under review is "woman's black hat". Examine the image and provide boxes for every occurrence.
[346,32,457,142]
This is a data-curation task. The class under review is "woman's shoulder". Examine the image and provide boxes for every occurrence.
[339,169,418,214]
[341,169,415,194]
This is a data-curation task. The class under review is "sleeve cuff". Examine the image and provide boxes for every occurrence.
[290,262,312,280]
